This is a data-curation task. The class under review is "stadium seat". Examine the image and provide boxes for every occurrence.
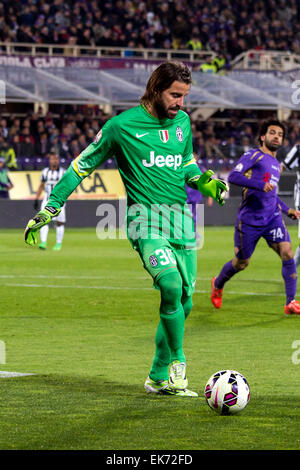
[217,158,225,169]
[206,158,217,170]
[21,157,35,171]
[35,157,47,170]
[102,158,117,169]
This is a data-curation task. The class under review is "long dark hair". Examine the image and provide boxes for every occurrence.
[258,119,286,145]
[140,61,192,105]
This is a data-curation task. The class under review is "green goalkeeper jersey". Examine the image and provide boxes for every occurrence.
[47,105,202,247]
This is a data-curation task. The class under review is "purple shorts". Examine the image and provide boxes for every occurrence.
[234,216,291,260]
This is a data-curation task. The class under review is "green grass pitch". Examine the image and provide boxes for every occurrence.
[1,226,300,450]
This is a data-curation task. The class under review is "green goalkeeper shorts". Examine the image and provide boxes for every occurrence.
[135,238,197,297]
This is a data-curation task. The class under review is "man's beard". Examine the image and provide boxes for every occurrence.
[264,138,281,152]
[153,97,179,119]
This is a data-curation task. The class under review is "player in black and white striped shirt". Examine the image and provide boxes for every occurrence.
[283,144,300,266]
[34,152,66,250]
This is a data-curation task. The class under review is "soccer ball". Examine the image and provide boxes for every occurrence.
[204,370,250,415]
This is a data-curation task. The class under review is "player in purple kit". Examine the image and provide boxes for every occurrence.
[185,155,213,246]
[211,120,300,316]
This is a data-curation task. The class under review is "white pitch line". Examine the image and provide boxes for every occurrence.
[0,371,36,378]
[3,283,284,297]
[5,283,145,291]
[0,274,128,280]
[0,274,284,283]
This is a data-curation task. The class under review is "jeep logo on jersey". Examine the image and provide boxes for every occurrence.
[176,126,183,142]
[142,151,182,169]
[159,130,169,143]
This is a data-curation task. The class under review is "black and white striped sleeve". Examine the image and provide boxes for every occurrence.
[283,145,300,170]
[41,168,48,183]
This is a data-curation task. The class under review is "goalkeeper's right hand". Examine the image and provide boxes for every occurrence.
[189,170,229,206]
[24,206,61,246]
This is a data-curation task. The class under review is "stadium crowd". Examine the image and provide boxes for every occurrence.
[0,0,299,59]
[0,107,299,171]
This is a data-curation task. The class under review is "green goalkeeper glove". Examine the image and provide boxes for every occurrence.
[189,170,229,206]
[24,206,61,246]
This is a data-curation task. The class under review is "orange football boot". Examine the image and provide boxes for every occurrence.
[211,277,223,309]
[284,300,300,315]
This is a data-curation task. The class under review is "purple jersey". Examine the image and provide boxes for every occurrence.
[185,160,206,204]
[229,148,289,226]
[186,184,203,203]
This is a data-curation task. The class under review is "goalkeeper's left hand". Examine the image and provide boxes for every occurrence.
[24,206,61,246]
[190,170,229,206]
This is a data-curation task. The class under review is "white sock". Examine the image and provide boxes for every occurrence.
[294,245,300,267]
[40,224,49,243]
[56,225,65,244]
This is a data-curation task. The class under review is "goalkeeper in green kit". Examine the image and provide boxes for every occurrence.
[25,61,228,397]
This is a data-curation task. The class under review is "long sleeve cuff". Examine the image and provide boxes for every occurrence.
[277,197,290,215]
[184,162,202,187]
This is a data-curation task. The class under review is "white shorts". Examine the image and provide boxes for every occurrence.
[41,199,66,224]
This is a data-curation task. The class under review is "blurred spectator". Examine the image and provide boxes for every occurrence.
[240,136,252,153]
[58,135,71,158]
[9,118,21,140]
[16,24,36,43]
[212,53,227,73]
[0,118,8,138]
[171,13,190,48]
[49,135,60,155]
[20,127,35,147]
[197,57,217,73]
[97,29,113,48]
[35,132,51,156]
[0,157,13,198]
[185,29,203,52]
[63,36,77,55]
[12,135,22,159]
[124,40,137,57]
[44,114,56,132]
[221,136,244,159]
[205,136,226,159]
[35,119,46,137]
[69,138,80,157]
[0,138,18,170]
[20,135,35,158]
[79,28,95,54]
[78,134,88,152]
[193,134,206,159]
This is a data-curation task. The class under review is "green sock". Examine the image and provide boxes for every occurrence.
[149,306,186,381]
[149,272,187,382]
[149,321,171,382]
[160,306,186,364]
